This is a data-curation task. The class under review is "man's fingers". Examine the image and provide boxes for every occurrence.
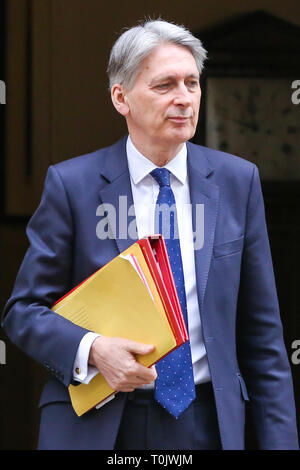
[131,363,157,383]
[118,386,135,392]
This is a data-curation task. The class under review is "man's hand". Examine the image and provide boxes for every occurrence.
[88,336,157,392]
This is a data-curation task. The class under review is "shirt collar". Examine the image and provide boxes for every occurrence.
[126,135,187,185]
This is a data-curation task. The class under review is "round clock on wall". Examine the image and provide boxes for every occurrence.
[194,11,300,182]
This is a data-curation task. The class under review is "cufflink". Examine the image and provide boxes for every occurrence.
[75,367,81,375]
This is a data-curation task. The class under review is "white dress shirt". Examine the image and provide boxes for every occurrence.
[73,135,211,386]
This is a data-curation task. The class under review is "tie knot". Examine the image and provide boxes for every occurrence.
[150,168,171,188]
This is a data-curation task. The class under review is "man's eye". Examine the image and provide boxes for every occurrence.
[156,83,169,89]
[187,81,199,87]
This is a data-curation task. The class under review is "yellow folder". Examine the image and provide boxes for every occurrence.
[52,241,177,416]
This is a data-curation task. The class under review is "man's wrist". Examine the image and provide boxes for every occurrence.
[88,335,104,367]
[73,332,100,382]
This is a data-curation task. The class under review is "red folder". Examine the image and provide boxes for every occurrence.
[138,235,188,348]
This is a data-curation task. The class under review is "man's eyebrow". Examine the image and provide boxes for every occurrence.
[149,73,200,86]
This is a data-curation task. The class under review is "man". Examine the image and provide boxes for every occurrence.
[2,19,299,450]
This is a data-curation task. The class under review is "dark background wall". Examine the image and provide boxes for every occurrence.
[0,0,299,449]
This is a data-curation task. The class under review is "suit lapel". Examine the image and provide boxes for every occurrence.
[98,136,138,254]
[187,142,219,312]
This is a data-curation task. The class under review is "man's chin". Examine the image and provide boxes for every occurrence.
[167,128,195,144]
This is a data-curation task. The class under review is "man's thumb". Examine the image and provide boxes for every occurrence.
[126,341,155,355]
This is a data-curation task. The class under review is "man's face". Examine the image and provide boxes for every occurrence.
[123,43,201,148]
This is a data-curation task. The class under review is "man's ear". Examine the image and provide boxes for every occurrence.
[111,84,129,116]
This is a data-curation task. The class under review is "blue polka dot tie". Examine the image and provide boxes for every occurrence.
[150,168,196,418]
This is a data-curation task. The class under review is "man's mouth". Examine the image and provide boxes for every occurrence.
[168,116,191,123]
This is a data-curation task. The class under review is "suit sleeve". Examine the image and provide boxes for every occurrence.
[236,164,299,449]
[1,165,90,388]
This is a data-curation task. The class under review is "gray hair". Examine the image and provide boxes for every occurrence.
[107,19,207,90]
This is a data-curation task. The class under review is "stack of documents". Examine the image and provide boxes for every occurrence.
[52,235,188,416]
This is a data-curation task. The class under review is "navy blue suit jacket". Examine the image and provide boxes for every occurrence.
[2,136,299,449]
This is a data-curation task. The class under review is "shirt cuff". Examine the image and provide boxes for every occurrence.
[73,332,100,384]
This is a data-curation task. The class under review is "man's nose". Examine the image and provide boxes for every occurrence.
[173,82,192,107]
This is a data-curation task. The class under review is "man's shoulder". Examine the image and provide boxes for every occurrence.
[52,147,106,184]
[52,137,126,179]
[188,141,256,177]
